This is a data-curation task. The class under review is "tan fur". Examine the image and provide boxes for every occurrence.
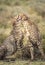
[12,13,44,60]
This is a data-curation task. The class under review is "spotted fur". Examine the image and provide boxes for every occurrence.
[12,13,44,60]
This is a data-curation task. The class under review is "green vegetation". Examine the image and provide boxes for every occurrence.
[0,60,45,65]
[0,0,45,64]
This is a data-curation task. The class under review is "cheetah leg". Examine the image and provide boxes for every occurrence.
[37,41,45,59]
[29,43,34,60]
[16,35,24,59]
[30,47,34,60]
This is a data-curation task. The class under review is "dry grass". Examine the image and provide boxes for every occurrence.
[0,0,45,64]
[0,60,45,65]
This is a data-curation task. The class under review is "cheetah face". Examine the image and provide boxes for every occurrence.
[12,13,29,25]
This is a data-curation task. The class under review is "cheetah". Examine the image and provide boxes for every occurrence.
[0,34,17,60]
[12,13,45,60]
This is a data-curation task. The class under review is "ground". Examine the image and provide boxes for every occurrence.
[0,60,45,65]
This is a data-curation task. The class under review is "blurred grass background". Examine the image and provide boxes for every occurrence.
[0,0,45,50]
[0,0,45,65]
